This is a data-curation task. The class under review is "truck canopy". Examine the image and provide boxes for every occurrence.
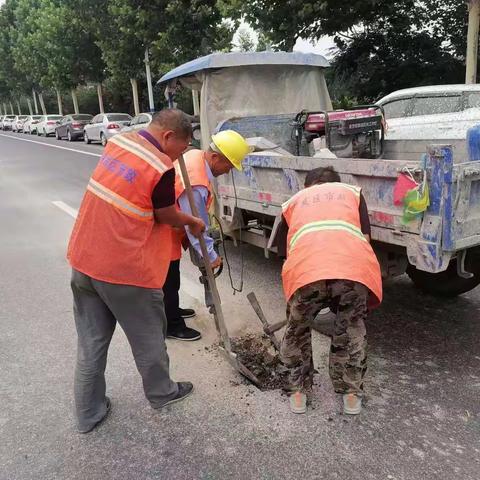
[158,52,333,148]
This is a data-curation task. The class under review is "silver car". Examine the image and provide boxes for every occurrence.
[2,115,16,131]
[12,115,29,132]
[119,113,152,134]
[36,115,63,136]
[23,115,43,134]
[84,113,132,146]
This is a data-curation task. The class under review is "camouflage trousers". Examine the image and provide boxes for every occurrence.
[280,280,368,395]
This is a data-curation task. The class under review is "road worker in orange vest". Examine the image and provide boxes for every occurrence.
[275,166,382,415]
[163,130,251,341]
[67,109,206,433]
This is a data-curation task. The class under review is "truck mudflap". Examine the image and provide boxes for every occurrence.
[216,144,480,275]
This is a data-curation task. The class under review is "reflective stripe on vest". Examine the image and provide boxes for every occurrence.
[109,134,169,174]
[86,178,153,221]
[289,219,367,250]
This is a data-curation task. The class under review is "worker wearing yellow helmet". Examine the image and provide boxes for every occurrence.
[164,130,251,341]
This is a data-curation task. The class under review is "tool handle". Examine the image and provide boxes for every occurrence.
[265,320,288,335]
[247,292,282,351]
[177,153,232,351]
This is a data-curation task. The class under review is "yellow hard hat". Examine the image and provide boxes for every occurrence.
[211,130,251,171]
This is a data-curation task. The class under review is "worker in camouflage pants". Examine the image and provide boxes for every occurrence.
[280,279,368,398]
[276,166,382,415]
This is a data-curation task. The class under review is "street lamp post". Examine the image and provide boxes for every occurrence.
[144,47,155,113]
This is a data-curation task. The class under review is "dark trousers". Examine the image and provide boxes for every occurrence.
[163,260,185,330]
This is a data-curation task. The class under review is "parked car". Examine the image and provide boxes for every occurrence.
[36,115,63,136]
[377,84,480,140]
[119,113,152,134]
[23,115,43,134]
[12,115,29,132]
[84,113,132,146]
[2,115,16,131]
[55,114,93,141]
[0,115,5,129]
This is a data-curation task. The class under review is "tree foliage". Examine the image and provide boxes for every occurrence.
[0,0,235,110]
[225,0,470,101]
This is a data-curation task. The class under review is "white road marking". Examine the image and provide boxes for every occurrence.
[0,133,101,157]
[52,201,78,219]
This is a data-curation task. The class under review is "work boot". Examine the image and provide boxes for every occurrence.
[343,393,362,415]
[289,391,307,414]
[179,307,196,319]
[157,382,194,409]
[167,325,202,341]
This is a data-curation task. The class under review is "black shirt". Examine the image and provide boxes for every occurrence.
[137,129,176,209]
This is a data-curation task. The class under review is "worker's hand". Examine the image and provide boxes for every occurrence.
[188,217,206,238]
[211,256,223,270]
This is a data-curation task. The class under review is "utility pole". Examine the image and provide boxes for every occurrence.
[466,0,480,84]
[144,47,155,113]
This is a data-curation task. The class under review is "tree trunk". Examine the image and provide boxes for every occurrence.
[71,88,79,114]
[130,78,140,116]
[38,93,47,115]
[466,0,480,84]
[27,98,33,115]
[192,90,200,116]
[9,101,14,115]
[2,103,6,115]
[97,83,104,113]
[15,99,21,115]
[32,88,39,114]
[56,89,63,116]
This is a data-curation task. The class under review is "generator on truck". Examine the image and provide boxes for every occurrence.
[159,51,480,297]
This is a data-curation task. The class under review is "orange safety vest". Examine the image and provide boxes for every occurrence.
[67,131,173,288]
[282,183,383,308]
[170,149,213,261]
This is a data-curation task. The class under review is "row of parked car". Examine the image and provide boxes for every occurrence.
[0,112,153,145]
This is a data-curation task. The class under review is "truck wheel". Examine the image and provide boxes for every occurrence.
[407,260,480,297]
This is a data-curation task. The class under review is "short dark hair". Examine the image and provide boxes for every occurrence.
[304,166,341,187]
[151,108,192,139]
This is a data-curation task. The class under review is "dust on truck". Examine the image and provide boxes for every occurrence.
[159,52,480,297]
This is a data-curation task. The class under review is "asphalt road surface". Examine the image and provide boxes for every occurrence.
[1,130,479,480]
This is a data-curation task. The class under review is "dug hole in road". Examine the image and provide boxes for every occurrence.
[0,131,479,480]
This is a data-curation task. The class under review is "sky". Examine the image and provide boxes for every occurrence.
[294,36,336,59]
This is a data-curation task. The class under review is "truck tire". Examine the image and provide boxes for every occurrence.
[407,260,480,297]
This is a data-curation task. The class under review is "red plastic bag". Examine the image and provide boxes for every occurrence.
[393,173,417,206]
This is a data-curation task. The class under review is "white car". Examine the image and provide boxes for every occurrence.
[119,113,152,134]
[2,115,16,131]
[84,113,132,146]
[12,115,29,132]
[36,115,63,136]
[377,84,480,141]
[23,115,43,134]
